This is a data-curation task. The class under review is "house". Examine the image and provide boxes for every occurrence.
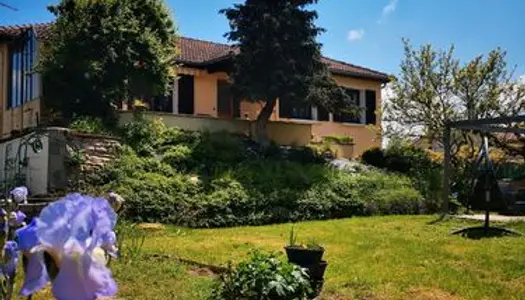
[0,23,390,157]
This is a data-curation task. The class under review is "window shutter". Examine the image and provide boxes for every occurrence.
[365,90,377,125]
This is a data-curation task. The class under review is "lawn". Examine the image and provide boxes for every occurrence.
[16,216,525,299]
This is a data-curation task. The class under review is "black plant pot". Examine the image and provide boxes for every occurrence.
[305,260,328,281]
[285,246,324,266]
[308,279,324,299]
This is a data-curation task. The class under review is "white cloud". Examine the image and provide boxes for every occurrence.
[378,0,398,24]
[348,29,365,42]
[382,0,398,16]
[520,75,525,84]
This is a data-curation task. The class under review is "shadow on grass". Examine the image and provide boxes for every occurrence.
[426,214,452,225]
[450,226,523,240]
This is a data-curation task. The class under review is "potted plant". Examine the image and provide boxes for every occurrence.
[284,226,328,298]
[284,226,325,266]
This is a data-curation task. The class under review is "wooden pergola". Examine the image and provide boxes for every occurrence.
[442,115,525,213]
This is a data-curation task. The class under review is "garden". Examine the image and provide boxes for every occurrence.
[5,112,514,300]
[12,216,525,300]
[1,0,524,298]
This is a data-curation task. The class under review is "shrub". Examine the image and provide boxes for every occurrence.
[323,134,354,145]
[208,251,312,300]
[361,147,385,168]
[361,141,442,213]
[191,131,246,172]
[95,149,423,227]
[162,145,193,170]
[120,112,159,156]
[85,118,426,227]
[69,117,109,135]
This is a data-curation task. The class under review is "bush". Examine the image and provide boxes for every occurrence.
[361,141,442,213]
[120,112,160,156]
[87,118,426,227]
[94,149,424,227]
[162,145,194,170]
[361,147,385,168]
[69,117,110,135]
[208,251,312,300]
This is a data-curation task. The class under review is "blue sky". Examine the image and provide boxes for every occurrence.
[1,0,524,77]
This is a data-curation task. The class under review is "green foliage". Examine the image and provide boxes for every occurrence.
[384,39,525,211]
[361,141,442,212]
[40,0,177,125]
[162,144,193,170]
[99,149,422,227]
[69,117,110,135]
[360,147,385,168]
[115,221,147,263]
[208,251,312,300]
[87,118,424,227]
[323,134,354,145]
[220,0,353,143]
[120,112,165,156]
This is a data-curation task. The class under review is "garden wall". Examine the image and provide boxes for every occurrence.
[119,111,312,146]
[0,128,120,196]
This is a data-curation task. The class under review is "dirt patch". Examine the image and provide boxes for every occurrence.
[186,267,217,277]
[405,287,464,300]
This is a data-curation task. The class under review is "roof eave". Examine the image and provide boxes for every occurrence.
[330,69,391,84]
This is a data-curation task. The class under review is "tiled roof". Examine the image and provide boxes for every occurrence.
[0,23,52,38]
[177,36,389,82]
[178,37,234,64]
[1,23,390,82]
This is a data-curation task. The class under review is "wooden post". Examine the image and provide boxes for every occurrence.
[442,125,451,215]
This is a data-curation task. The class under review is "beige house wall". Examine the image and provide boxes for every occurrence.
[311,75,382,157]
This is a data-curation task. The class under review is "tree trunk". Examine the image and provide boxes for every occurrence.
[253,98,277,147]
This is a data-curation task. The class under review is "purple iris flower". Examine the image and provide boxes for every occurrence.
[10,186,28,204]
[8,210,26,227]
[15,218,50,296]
[2,241,19,277]
[35,193,118,300]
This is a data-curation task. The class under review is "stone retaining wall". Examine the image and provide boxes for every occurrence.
[47,129,121,193]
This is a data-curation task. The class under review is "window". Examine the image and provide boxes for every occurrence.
[8,29,39,109]
[333,88,360,123]
[145,85,173,113]
[279,96,313,120]
[365,90,377,125]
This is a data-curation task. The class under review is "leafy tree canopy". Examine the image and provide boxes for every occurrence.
[385,39,525,158]
[40,0,177,126]
[221,0,353,144]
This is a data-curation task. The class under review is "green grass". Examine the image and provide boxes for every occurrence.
[14,258,214,300]
[14,216,525,299]
[139,215,525,300]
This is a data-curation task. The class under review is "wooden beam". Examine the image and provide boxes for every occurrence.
[448,115,525,127]
[454,124,525,134]
[442,125,451,215]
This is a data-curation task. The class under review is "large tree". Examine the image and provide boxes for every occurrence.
[385,39,525,212]
[40,0,177,126]
[221,0,351,144]
[385,39,524,155]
